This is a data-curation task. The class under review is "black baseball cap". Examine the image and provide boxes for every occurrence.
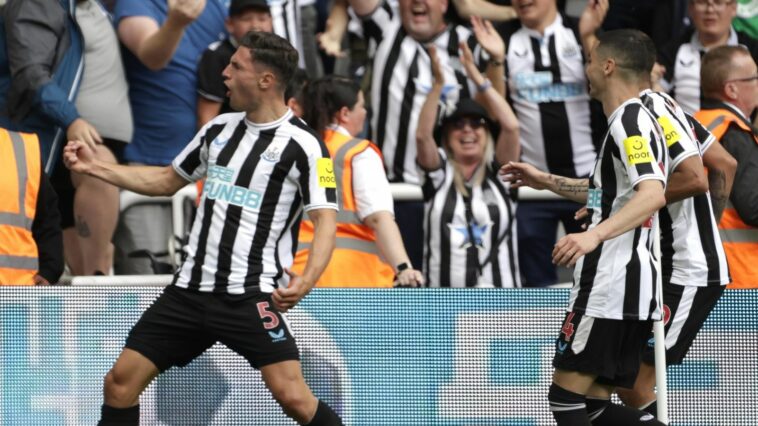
[440,98,496,134]
[229,0,270,16]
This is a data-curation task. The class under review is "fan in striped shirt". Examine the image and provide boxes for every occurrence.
[348,0,510,269]
[63,32,344,426]
[502,30,668,426]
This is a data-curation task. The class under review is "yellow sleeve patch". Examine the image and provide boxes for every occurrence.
[623,136,654,165]
[316,157,337,188]
[657,116,680,147]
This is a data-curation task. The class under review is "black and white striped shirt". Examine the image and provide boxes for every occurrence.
[171,110,337,294]
[497,14,605,178]
[269,0,303,67]
[659,27,758,114]
[569,99,667,321]
[421,150,520,287]
[640,90,730,288]
[361,1,480,184]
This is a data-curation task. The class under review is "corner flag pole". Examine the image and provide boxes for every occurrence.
[652,215,669,423]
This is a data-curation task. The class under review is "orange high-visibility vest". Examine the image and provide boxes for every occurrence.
[292,129,395,287]
[694,107,758,288]
[0,129,41,285]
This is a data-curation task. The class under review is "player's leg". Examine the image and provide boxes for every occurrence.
[99,348,159,425]
[550,369,597,426]
[261,360,343,425]
[584,319,666,425]
[216,292,343,425]
[100,285,215,425]
[617,361,657,414]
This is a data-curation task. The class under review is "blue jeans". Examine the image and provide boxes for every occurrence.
[517,200,584,287]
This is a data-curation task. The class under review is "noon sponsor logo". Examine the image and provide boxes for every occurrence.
[623,136,653,165]
[316,157,337,188]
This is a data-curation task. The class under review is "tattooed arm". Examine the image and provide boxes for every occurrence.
[702,140,737,222]
[500,161,589,203]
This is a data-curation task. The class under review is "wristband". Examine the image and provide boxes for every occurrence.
[489,58,504,67]
[477,79,493,92]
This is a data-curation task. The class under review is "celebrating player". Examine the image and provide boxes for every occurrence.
[63,32,343,426]
[501,29,668,425]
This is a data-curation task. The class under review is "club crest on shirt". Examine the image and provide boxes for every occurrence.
[261,145,281,163]
[561,43,580,58]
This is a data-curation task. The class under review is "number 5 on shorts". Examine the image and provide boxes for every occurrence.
[257,301,280,330]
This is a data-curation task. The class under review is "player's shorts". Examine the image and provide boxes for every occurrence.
[552,311,653,389]
[126,285,299,372]
[641,284,725,366]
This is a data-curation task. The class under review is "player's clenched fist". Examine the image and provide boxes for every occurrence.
[62,140,96,174]
[552,231,601,267]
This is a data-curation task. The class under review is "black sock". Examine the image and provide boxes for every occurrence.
[305,400,344,426]
[586,398,665,425]
[548,383,591,426]
[98,404,139,426]
[640,400,657,418]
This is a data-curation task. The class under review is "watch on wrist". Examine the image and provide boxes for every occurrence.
[396,262,410,274]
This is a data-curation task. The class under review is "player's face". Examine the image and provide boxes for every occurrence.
[689,0,737,41]
[399,0,448,42]
[585,43,604,99]
[445,116,488,163]
[512,0,557,30]
[227,9,274,40]
[223,47,262,112]
[343,91,368,137]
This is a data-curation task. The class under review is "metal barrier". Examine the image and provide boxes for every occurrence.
[117,184,564,272]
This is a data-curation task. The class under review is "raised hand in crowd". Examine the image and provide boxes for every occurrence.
[470,15,506,96]
[578,0,609,52]
[317,0,348,58]
[167,0,207,26]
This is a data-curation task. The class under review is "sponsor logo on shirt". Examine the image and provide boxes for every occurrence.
[623,136,653,165]
[205,165,263,209]
[316,158,337,188]
[512,71,586,103]
[657,116,681,147]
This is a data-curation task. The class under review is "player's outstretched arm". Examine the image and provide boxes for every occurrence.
[500,161,589,203]
[553,179,666,267]
[63,140,189,196]
[273,208,337,312]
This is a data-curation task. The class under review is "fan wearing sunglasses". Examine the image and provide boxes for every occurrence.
[416,42,521,287]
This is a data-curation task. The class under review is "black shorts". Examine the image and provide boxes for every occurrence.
[126,285,299,372]
[50,138,126,229]
[552,311,653,389]
[641,284,725,366]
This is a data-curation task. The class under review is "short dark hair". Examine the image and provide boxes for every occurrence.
[285,68,309,103]
[701,45,750,99]
[302,75,361,134]
[239,31,299,91]
[595,29,656,82]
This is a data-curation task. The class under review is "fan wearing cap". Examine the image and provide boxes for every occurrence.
[416,42,521,287]
[196,0,274,127]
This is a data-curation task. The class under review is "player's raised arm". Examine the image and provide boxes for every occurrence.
[63,140,189,196]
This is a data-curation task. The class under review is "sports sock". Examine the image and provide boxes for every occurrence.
[305,400,344,426]
[586,398,665,425]
[640,400,658,418]
[98,404,139,425]
[548,383,591,426]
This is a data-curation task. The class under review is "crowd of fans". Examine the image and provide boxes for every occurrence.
[0,0,756,288]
